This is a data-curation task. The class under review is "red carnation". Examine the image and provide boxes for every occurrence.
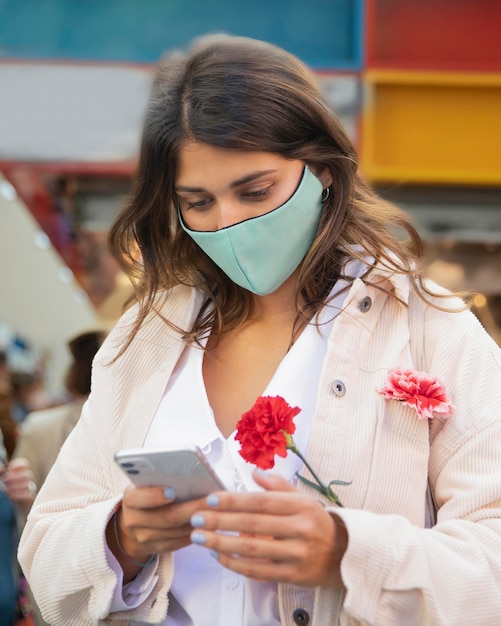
[235,396,300,470]
[235,395,348,506]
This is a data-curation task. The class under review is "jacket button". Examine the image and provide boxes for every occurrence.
[359,296,372,312]
[293,608,310,624]
[331,379,346,396]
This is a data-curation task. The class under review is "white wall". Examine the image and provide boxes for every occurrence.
[0,63,151,162]
[0,175,99,398]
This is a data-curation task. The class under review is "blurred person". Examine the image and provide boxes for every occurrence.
[9,372,48,426]
[14,330,106,490]
[0,350,9,389]
[50,175,78,248]
[17,35,501,626]
[13,331,105,626]
[0,351,16,459]
[0,431,36,626]
[0,386,17,461]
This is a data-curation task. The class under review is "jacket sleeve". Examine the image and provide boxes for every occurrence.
[17,343,174,626]
[332,302,501,625]
[18,287,198,625]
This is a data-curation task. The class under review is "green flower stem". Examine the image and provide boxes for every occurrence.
[286,439,344,507]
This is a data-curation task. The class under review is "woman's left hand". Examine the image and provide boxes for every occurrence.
[189,469,348,588]
[1,457,37,504]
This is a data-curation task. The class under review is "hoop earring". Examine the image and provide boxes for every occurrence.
[321,187,330,202]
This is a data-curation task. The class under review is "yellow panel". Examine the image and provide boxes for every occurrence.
[361,71,501,185]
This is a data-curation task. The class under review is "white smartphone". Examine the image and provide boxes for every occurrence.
[114,445,226,503]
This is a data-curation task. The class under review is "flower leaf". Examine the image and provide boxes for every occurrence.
[296,473,327,494]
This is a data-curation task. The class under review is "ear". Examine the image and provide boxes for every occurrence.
[311,164,333,190]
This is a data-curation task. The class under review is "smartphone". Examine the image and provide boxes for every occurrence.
[114,445,226,503]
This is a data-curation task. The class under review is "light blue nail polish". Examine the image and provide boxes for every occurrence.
[191,531,206,545]
[209,550,219,560]
[191,514,205,528]
[206,494,219,507]
[164,487,176,500]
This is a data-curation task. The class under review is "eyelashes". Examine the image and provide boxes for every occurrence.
[241,186,273,199]
[182,185,274,211]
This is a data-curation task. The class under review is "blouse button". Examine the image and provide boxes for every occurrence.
[331,380,346,396]
[359,296,372,312]
[292,608,310,624]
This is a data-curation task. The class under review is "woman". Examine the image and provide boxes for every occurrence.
[19,35,501,625]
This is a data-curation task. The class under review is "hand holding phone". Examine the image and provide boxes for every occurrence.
[114,445,226,503]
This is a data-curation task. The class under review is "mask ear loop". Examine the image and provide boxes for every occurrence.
[321,187,330,202]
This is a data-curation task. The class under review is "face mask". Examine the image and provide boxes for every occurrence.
[179,165,324,295]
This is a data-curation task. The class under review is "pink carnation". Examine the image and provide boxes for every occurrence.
[377,368,454,420]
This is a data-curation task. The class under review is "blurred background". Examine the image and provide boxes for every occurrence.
[0,0,500,402]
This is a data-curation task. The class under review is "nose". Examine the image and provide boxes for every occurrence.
[214,202,242,231]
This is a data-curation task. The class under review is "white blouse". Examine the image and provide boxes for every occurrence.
[108,263,364,624]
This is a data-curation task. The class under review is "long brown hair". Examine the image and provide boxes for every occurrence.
[109,34,437,352]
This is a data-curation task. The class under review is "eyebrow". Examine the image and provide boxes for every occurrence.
[175,169,278,193]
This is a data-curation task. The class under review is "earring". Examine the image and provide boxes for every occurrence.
[321,187,330,202]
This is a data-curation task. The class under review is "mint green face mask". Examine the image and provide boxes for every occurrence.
[179,165,324,295]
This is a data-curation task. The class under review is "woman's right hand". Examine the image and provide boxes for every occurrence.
[106,483,207,581]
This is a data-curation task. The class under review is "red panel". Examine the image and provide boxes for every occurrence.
[0,162,134,307]
[367,0,501,71]
[1,164,83,277]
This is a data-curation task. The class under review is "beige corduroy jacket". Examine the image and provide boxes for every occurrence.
[18,271,501,625]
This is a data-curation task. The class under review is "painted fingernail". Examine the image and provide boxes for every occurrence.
[190,514,206,528]
[206,494,219,507]
[209,550,219,560]
[164,487,176,500]
[191,531,206,545]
